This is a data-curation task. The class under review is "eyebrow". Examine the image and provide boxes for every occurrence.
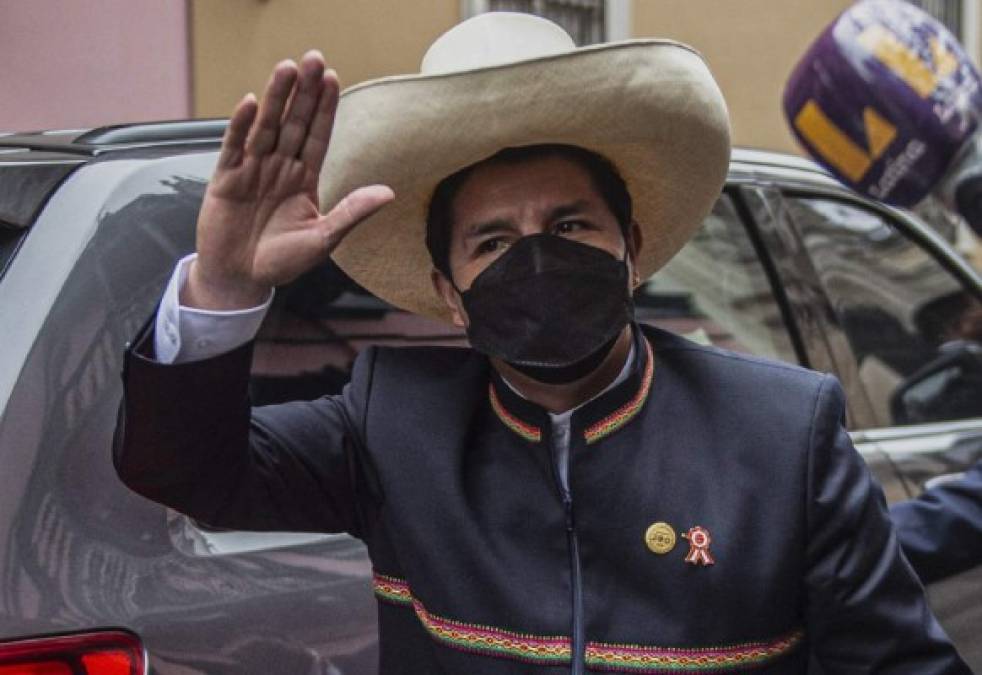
[464,218,515,241]
[546,200,591,223]
[463,200,594,240]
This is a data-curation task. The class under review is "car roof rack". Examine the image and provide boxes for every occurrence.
[74,119,228,145]
[0,119,228,157]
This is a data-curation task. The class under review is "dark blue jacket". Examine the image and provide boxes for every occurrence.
[891,460,982,585]
[113,322,969,674]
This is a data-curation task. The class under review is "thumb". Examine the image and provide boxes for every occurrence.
[319,184,396,250]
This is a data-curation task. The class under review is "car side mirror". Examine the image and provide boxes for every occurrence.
[890,340,982,425]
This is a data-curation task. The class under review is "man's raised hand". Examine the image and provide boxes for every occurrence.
[185,50,394,310]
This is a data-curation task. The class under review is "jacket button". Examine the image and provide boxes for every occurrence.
[645,522,677,555]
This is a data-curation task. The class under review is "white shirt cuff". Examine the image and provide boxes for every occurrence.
[154,253,274,364]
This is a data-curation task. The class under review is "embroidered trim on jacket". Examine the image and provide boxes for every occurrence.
[373,573,412,605]
[488,384,542,442]
[374,572,568,664]
[583,338,655,444]
[584,630,805,672]
[372,572,802,671]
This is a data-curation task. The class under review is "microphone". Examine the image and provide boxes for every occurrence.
[783,0,982,234]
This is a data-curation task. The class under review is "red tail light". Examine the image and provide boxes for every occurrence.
[0,631,144,675]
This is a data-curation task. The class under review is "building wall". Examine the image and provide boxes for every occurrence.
[0,2,976,146]
[632,0,982,154]
[190,0,459,118]
[194,0,833,150]
[0,0,190,133]
[190,1,982,155]
[631,0,853,154]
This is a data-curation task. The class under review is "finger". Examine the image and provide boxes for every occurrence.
[318,185,396,248]
[245,60,298,157]
[300,70,341,176]
[217,93,258,169]
[281,185,395,281]
[275,50,325,159]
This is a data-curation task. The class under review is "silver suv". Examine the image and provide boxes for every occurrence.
[1,121,979,673]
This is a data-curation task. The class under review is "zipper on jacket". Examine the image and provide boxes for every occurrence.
[550,424,586,675]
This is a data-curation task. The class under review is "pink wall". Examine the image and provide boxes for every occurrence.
[0,0,190,133]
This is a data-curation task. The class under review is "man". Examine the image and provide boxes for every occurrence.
[113,12,970,674]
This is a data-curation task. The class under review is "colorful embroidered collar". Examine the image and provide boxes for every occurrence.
[488,325,655,445]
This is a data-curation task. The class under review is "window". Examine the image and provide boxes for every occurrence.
[635,194,799,365]
[0,226,26,281]
[786,196,982,426]
[905,0,979,67]
[907,0,964,40]
[488,0,604,45]
[250,266,465,406]
[465,0,630,44]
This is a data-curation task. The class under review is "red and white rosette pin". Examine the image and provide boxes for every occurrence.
[682,526,715,566]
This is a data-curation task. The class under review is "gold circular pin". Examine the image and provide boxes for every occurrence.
[644,522,677,555]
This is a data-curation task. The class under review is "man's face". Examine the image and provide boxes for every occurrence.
[433,154,641,327]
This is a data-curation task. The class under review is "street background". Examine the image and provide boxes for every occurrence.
[1,0,977,156]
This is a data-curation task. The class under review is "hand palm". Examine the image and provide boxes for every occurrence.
[187,51,393,309]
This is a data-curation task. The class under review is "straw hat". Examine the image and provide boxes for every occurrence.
[319,11,730,321]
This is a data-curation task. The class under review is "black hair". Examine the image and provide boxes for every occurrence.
[425,144,632,280]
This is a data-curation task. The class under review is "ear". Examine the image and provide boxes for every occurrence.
[627,220,644,288]
[431,267,468,328]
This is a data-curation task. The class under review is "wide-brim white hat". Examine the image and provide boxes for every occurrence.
[319,12,731,321]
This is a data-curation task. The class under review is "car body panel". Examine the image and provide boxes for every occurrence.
[0,149,378,673]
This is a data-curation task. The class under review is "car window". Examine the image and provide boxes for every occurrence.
[250,266,466,406]
[785,197,982,426]
[635,193,799,364]
[0,226,27,281]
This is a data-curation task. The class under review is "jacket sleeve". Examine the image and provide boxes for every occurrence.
[890,460,982,585]
[804,375,970,674]
[112,316,381,538]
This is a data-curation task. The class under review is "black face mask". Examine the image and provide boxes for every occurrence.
[457,234,634,384]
